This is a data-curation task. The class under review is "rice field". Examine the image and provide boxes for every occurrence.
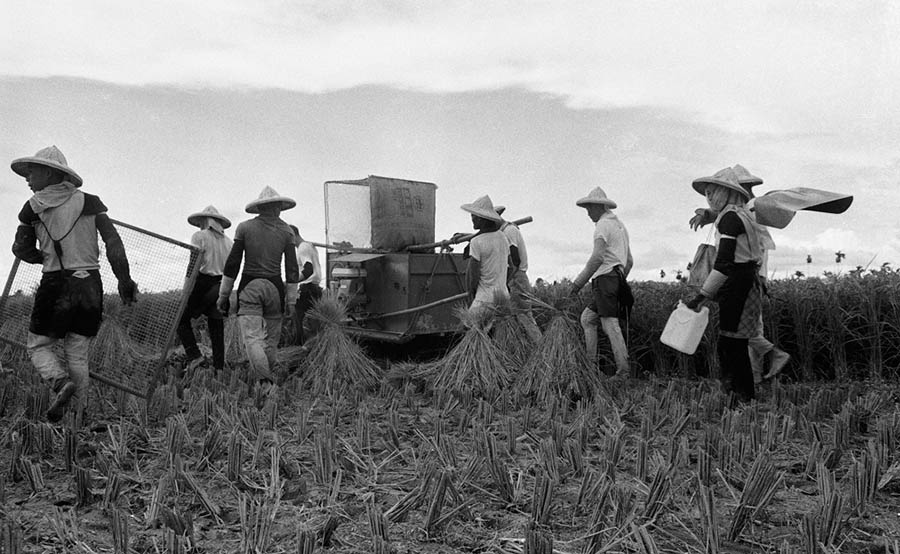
[1,271,900,553]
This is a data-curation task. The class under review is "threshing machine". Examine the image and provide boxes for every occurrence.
[321,176,470,343]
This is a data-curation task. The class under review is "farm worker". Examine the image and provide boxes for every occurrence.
[494,205,542,342]
[10,146,137,423]
[460,195,510,320]
[217,187,299,405]
[688,164,790,383]
[177,206,233,377]
[569,187,633,378]
[685,167,764,404]
[288,224,323,346]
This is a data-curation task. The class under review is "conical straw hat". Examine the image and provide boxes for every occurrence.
[575,187,617,209]
[245,186,296,214]
[692,167,750,200]
[732,164,763,187]
[461,195,504,222]
[11,145,83,187]
[188,205,232,229]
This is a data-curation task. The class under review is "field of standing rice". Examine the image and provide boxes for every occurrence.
[2,270,900,553]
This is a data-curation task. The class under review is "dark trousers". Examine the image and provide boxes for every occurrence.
[177,273,225,369]
[291,283,323,345]
[718,335,754,403]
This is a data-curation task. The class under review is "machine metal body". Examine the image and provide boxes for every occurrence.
[323,175,469,343]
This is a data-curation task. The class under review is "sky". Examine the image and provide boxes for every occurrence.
[2,0,899,287]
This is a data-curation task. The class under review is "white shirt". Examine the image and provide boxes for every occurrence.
[469,230,510,304]
[192,229,232,276]
[500,222,528,273]
[296,241,322,285]
[590,212,631,280]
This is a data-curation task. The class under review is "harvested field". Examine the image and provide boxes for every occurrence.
[2,357,900,553]
[3,272,900,552]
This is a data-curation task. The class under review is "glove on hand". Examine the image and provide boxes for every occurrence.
[216,296,230,317]
[684,294,706,311]
[118,279,138,305]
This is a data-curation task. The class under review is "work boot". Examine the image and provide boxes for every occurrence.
[47,379,77,423]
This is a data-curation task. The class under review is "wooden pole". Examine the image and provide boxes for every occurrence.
[405,216,533,252]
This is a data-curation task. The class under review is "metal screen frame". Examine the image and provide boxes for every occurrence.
[0,218,200,400]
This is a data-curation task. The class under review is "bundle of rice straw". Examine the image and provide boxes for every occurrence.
[517,314,599,404]
[492,311,536,370]
[422,304,511,401]
[89,316,139,371]
[300,291,380,396]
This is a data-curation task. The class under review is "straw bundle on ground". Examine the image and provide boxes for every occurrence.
[492,313,536,370]
[90,317,140,371]
[422,306,511,401]
[300,292,380,396]
[517,315,599,403]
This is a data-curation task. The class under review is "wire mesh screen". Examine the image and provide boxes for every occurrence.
[0,219,199,398]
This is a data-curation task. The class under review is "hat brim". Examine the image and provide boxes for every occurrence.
[576,197,617,209]
[692,177,751,199]
[11,157,83,187]
[188,213,232,229]
[461,204,504,222]
[245,198,296,214]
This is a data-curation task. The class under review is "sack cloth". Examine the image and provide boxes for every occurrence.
[752,187,853,229]
[688,243,716,287]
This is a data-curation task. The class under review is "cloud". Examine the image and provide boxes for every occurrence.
[3,0,900,141]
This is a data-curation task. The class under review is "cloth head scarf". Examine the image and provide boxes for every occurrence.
[202,216,225,235]
[707,185,746,213]
[29,182,79,214]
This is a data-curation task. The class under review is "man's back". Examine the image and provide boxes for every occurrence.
[469,230,510,303]
[234,216,294,276]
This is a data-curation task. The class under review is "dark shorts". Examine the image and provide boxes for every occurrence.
[296,283,323,313]
[30,269,103,338]
[183,273,223,321]
[588,273,620,318]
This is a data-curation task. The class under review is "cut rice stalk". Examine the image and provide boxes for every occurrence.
[518,315,598,404]
[424,320,511,401]
[301,293,381,396]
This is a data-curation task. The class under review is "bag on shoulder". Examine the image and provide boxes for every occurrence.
[688,243,716,287]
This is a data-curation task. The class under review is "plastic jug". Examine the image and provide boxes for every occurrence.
[660,301,709,355]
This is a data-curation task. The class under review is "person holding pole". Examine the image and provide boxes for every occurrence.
[10,146,137,423]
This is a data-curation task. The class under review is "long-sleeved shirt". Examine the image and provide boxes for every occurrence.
[700,205,763,298]
[13,183,130,281]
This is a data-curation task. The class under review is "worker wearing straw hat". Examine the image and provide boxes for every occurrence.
[688,164,790,384]
[217,186,300,406]
[495,204,542,342]
[10,146,137,423]
[685,167,765,404]
[570,187,633,378]
[288,224,323,346]
[178,206,233,378]
[460,195,510,318]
